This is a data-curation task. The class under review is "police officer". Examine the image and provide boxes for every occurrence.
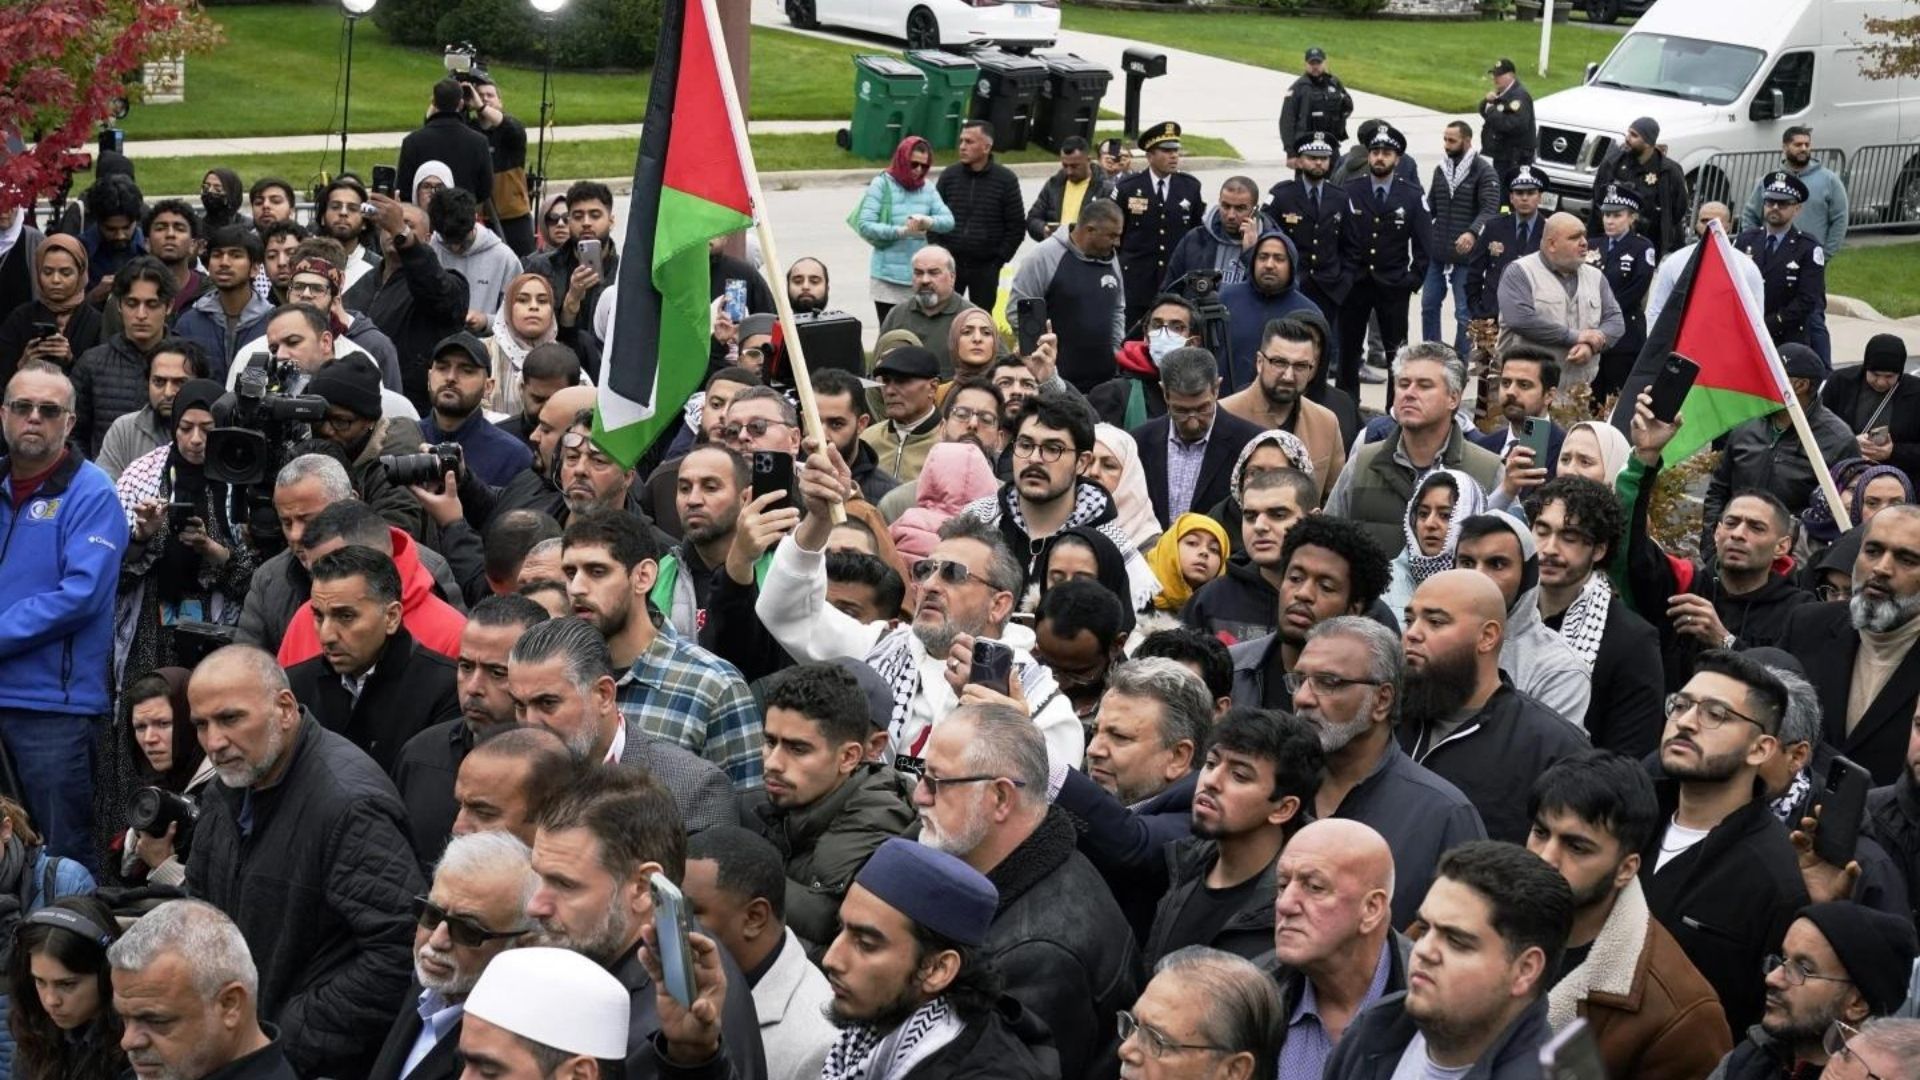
[1734,170,1826,349]
[1587,116,1690,257]
[1116,121,1206,331]
[1467,165,1548,325]
[1479,57,1537,178]
[1265,131,1350,360]
[1590,185,1657,402]
[1279,47,1354,164]
[1097,137,1132,184]
[1336,123,1431,399]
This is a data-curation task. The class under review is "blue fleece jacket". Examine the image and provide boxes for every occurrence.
[1741,158,1850,255]
[1218,227,1322,391]
[0,452,128,716]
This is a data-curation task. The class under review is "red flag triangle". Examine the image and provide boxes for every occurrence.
[1672,234,1783,404]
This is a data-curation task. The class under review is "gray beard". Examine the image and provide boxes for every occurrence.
[1850,589,1920,633]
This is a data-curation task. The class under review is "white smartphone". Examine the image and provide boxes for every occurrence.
[578,238,603,276]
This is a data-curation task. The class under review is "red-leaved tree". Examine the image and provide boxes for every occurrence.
[0,0,220,211]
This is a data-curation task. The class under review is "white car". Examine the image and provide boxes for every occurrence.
[788,0,1058,53]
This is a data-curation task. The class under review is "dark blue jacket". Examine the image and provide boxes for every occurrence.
[1054,766,1196,942]
[1324,993,1552,1080]
[420,410,532,488]
[0,451,127,715]
[1218,227,1323,391]
[1467,211,1546,318]
[1339,176,1432,291]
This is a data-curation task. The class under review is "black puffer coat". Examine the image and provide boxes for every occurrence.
[186,714,422,1079]
[71,333,151,457]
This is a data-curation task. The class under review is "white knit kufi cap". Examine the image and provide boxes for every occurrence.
[464,947,630,1060]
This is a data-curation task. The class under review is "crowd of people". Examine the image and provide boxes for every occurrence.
[0,44,1914,1080]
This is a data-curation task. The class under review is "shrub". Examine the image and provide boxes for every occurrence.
[377,0,660,70]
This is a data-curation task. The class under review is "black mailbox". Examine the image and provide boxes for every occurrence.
[1120,48,1167,138]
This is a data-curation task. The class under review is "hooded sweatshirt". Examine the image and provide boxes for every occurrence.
[1160,206,1270,293]
[1218,227,1322,390]
[276,527,466,667]
[891,442,1000,559]
[431,225,523,320]
[1475,512,1592,730]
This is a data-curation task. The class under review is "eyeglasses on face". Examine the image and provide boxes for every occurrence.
[721,417,792,442]
[946,405,998,427]
[1257,352,1317,377]
[287,280,331,299]
[1012,436,1071,463]
[1764,953,1855,987]
[1823,1020,1888,1080]
[5,400,67,421]
[1116,1010,1228,1059]
[1664,692,1767,733]
[413,895,528,949]
[896,759,1025,797]
[1282,671,1381,696]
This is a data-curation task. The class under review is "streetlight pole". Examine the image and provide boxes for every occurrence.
[340,0,378,176]
[529,0,568,207]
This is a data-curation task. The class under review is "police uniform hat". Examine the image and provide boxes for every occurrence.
[1599,185,1641,213]
[1761,170,1810,205]
[1293,131,1335,158]
[1304,46,1326,62]
[1366,124,1407,154]
[1506,165,1544,192]
[1138,122,1182,152]
[1488,57,1517,76]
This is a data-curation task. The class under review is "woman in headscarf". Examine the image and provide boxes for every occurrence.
[854,136,953,323]
[413,160,454,210]
[947,306,1006,383]
[1384,469,1488,623]
[0,234,101,382]
[1209,428,1315,556]
[1799,460,1915,592]
[487,271,560,413]
[1554,420,1634,486]
[111,379,257,686]
[1037,525,1138,639]
[107,666,210,888]
[1146,513,1231,616]
[1087,423,1161,552]
[537,191,570,251]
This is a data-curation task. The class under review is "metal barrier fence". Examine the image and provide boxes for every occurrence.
[1693,143,1920,231]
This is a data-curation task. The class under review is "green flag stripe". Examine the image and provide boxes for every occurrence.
[1660,384,1782,468]
[595,186,753,465]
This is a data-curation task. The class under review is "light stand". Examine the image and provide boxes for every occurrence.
[529,0,568,206]
[339,0,378,176]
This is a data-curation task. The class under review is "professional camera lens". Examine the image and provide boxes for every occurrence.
[379,443,462,491]
[128,786,199,841]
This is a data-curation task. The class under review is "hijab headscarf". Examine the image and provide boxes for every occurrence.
[537,192,569,248]
[34,234,88,316]
[1851,464,1915,522]
[1227,428,1315,507]
[491,270,560,378]
[1804,457,1877,546]
[1403,469,1488,587]
[887,137,932,192]
[946,307,1007,376]
[1564,421,1632,483]
[1146,513,1231,613]
[154,380,225,605]
[1093,424,1161,551]
[0,210,23,262]
[412,161,455,204]
[1038,525,1136,637]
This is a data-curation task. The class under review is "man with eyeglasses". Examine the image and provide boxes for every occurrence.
[1641,649,1809,1036]
[1119,947,1282,1080]
[1220,318,1346,499]
[1087,293,1200,427]
[0,361,128,866]
[911,702,1139,1080]
[1715,903,1918,1080]
[1288,616,1484,929]
[369,830,538,1080]
[1822,1018,1920,1079]
[236,238,405,393]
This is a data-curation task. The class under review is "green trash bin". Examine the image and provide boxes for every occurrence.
[905,50,978,151]
[842,55,926,160]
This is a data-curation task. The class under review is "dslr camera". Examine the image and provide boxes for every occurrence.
[205,354,328,487]
[128,787,199,858]
[1175,268,1222,302]
[380,442,464,493]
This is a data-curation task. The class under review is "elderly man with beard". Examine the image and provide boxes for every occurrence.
[1495,212,1622,391]
[1397,570,1587,846]
[877,247,978,376]
[552,510,762,793]
[861,347,944,483]
[369,832,538,1080]
[759,448,1084,770]
[1778,511,1920,787]
[1641,649,1808,1037]
[1291,617,1485,929]
[522,765,767,1079]
[1267,819,1406,1079]
[184,645,421,1078]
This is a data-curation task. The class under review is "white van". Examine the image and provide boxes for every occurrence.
[1530,0,1920,224]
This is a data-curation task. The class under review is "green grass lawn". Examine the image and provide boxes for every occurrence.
[96,130,1239,194]
[1060,7,1621,113]
[1828,242,1920,319]
[117,6,882,139]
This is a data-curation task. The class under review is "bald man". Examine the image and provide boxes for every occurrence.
[186,645,421,1076]
[1271,819,1405,1079]
[1495,211,1623,393]
[1399,570,1588,845]
[476,382,598,528]
[1647,201,1766,327]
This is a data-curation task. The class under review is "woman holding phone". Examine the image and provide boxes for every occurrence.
[853,136,953,322]
[0,234,103,383]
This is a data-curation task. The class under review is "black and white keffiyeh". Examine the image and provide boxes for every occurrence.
[820,997,963,1080]
[1557,573,1613,673]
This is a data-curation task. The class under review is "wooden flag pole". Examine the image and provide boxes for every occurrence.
[697,0,844,524]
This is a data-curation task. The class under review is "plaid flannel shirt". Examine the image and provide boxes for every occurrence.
[613,619,764,791]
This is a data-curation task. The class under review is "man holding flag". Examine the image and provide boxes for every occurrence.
[1699,343,1854,558]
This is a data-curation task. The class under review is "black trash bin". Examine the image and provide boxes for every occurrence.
[967,50,1049,151]
[1036,54,1112,152]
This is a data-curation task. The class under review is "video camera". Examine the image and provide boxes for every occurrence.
[206,354,328,488]
[1166,270,1236,391]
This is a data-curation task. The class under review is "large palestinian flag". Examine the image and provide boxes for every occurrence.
[594,0,754,468]
[1607,221,1791,466]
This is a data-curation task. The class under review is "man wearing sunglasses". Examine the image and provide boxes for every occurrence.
[370,830,539,1080]
[1713,902,1917,1080]
[0,362,128,866]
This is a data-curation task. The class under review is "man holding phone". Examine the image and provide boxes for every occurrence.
[1469,346,1563,495]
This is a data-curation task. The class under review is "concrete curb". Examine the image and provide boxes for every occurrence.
[1829,295,1886,321]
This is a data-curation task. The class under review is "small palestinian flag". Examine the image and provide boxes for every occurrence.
[594,0,753,468]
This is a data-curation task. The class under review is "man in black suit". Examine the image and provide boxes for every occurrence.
[1466,166,1547,324]
[1779,506,1920,785]
[1265,132,1352,362]
[369,831,538,1080]
[286,546,461,773]
[1823,333,1920,473]
[1131,346,1262,526]
[1116,121,1206,331]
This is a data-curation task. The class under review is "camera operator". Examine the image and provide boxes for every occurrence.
[115,378,258,678]
[306,353,430,536]
[114,667,210,887]
[398,77,493,220]
[461,71,534,258]
[420,333,531,486]
[344,194,471,412]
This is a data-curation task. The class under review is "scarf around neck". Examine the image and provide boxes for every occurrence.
[1402,469,1486,587]
[820,997,963,1080]
[1437,151,1476,195]
[1556,572,1613,673]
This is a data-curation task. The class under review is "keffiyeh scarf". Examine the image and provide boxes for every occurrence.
[866,626,923,743]
[1557,572,1614,673]
[820,997,963,1080]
